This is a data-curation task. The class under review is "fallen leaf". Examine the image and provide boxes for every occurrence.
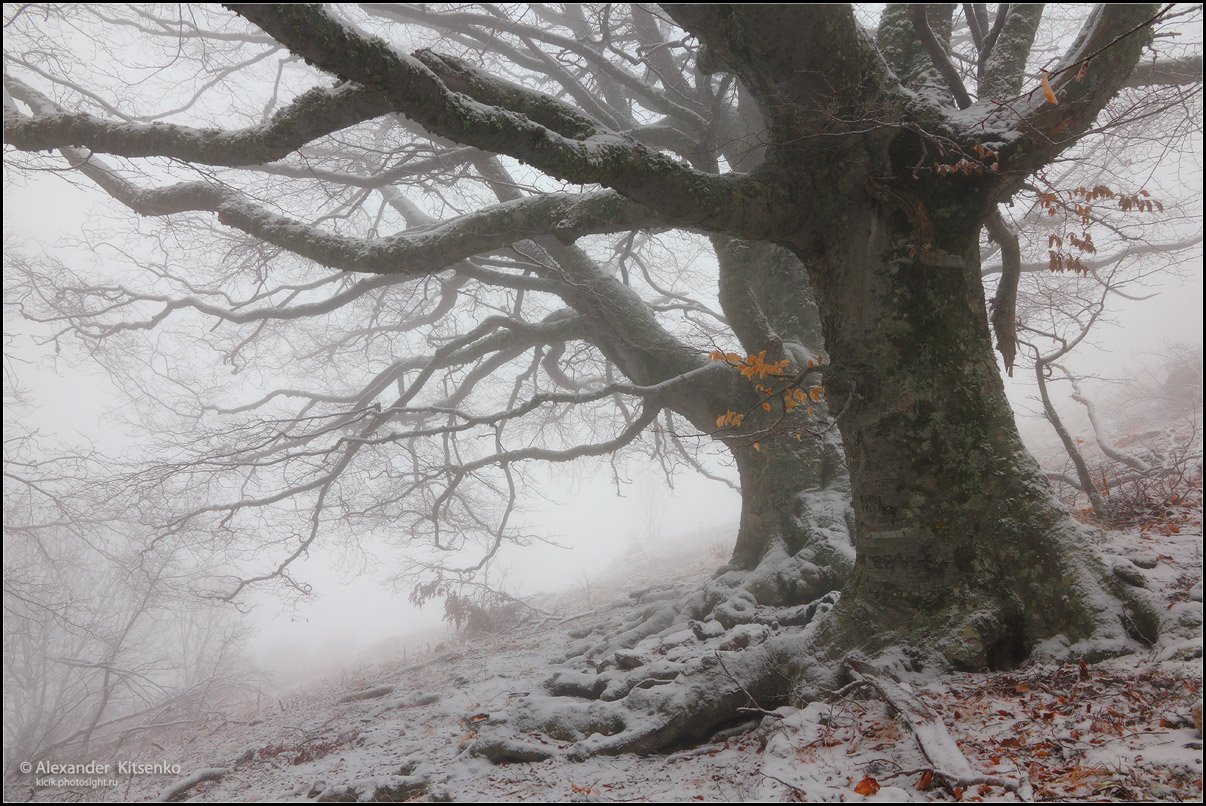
[854,776,881,796]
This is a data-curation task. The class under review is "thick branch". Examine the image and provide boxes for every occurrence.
[157,768,228,803]
[3,79,391,166]
[225,4,785,239]
[664,4,905,137]
[1125,54,1204,87]
[910,4,973,108]
[848,661,1024,795]
[975,4,1163,182]
[977,4,1044,101]
[5,81,662,277]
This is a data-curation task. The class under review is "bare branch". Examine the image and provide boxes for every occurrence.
[1125,53,1203,87]
[3,78,391,166]
[910,4,974,108]
[225,4,786,238]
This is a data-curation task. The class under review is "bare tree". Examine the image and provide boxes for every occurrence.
[3,251,262,779]
[3,448,260,775]
[3,3,1202,756]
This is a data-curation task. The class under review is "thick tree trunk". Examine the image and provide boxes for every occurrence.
[791,195,1155,669]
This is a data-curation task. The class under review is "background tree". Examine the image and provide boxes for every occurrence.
[3,311,261,774]
[3,3,1201,756]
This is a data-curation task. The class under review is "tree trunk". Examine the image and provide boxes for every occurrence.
[713,239,854,597]
[727,436,852,597]
[794,192,1155,669]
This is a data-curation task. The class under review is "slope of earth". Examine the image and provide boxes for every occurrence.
[6,518,1202,803]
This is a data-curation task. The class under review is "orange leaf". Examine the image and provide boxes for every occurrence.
[854,776,880,796]
[917,770,935,790]
[1041,71,1058,105]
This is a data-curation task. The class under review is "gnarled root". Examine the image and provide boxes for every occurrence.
[470,592,841,762]
[560,535,850,663]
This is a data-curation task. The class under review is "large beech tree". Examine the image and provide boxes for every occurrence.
[4,3,1201,755]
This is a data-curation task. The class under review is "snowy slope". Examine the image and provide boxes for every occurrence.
[7,521,1201,803]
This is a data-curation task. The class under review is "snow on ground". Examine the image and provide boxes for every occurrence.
[7,519,1202,803]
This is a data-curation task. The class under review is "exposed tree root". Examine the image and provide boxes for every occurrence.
[470,591,841,762]
[559,535,849,664]
[472,511,1165,765]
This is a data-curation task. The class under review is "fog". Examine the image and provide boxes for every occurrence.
[3,4,1201,801]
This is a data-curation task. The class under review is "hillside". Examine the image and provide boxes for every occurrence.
[8,514,1202,803]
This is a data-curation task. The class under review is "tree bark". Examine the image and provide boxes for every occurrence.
[792,183,1153,668]
[713,239,854,594]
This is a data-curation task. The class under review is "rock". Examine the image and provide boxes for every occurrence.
[370,776,429,801]
[317,776,428,802]
[688,619,725,640]
[1173,603,1203,630]
[718,623,770,652]
[546,671,605,698]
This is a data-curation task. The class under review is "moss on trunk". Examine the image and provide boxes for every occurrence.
[792,189,1157,669]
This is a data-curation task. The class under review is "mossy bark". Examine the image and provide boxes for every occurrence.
[789,190,1152,669]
